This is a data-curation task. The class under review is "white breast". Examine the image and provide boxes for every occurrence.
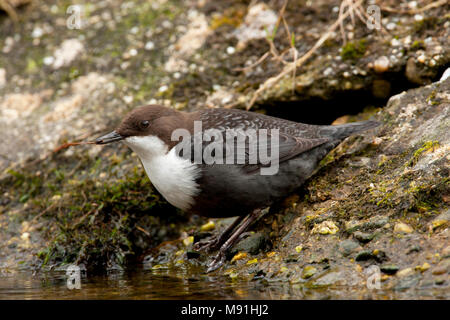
[124,135,201,211]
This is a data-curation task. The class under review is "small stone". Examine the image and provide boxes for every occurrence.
[355,250,375,261]
[231,252,247,263]
[158,85,169,92]
[394,222,413,233]
[415,262,430,273]
[417,54,426,64]
[226,46,236,55]
[43,56,55,65]
[232,232,267,255]
[414,14,423,21]
[301,266,317,279]
[183,236,194,246]
[434,277,446,285]
[312,221,339,235]
[430,210,450,230]
[390,38,401,47]
[373,56,390,73]
[431,260,449,275]
[386,22,396,31]
[200,220,215,232]
[380,264,400,275]
[145,41,155,50]
[20,232,30,241]
[354,231,375,243]
[129,48,138,56]
[339,239,361,257]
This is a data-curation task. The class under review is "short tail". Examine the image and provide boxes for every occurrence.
[318,120,380,140]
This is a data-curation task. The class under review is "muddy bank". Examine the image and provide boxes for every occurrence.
[0,0,449,298]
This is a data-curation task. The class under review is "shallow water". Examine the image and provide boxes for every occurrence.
[0,268,447,299]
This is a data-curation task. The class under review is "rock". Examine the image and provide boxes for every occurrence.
[431,260,450,275]
[354,231,376,243]
[233,3,277,46]
[301,266,317,279]
[355,251,375,261]
[442,246,450,259]
[231,232,267,255]
[394,222,414,234]
[52,39,84,69]
[415,262,431,273]
[373,56,390,73]
[312,221,339,235]
[429,210,450,231]
[380,264,400,275]
[397,268,414,277]
[339,239,361,257]
[394,275,421,291]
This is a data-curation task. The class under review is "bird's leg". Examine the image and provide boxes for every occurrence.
[207,208,264,273]
[193,215,246,252]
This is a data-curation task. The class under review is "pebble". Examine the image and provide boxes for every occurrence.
[339,239,361,257]
[158,85,168,93]
[386,23,396,31]
[380,264,400,275]
[414,14,424,22]
[373,56,389,73]
[226,46,236,55]
[397,267,413,277]
[43,56,55,66]
[200,220,215,232]
[354,231,375,243]
[231,252,247,263]
[394,222,413,233]
[145,41,155,50]
[312,221,339,235]
[301,266,317,279]
[431,260,450,275]
[416,262,431,273]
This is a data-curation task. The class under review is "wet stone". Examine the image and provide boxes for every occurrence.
[394,275,421,291]
[355,251,375,261]
[407,245,422,255]
[354,231,376,244]
[381,264,400,275]
[231,232,267,256]
[301,266,317,279]
[339,239,361,257]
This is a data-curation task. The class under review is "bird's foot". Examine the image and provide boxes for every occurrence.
[206,251,227,273]
[193,236,220,253]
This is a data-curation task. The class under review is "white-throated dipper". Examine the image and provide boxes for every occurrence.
[96,104,379,271]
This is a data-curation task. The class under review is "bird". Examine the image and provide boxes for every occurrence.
[95,104,379,272]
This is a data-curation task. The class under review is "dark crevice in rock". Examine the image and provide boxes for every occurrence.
[256,65,448,125]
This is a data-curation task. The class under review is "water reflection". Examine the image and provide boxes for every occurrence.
[0,269,447,299]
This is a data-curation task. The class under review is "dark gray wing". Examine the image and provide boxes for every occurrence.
[174,127,330,174]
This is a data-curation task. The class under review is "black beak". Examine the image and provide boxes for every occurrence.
[95,131,124,144]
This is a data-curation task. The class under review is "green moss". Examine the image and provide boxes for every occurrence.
[407,140,439,167]
[340,39,367,61]
[410,40,425,51]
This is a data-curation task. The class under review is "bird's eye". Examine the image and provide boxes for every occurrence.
[140,120,149,129]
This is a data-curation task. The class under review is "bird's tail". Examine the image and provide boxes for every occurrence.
[318,120,380,140]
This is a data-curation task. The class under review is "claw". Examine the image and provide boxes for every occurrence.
[193,236,219,252]
[206,252,226,273]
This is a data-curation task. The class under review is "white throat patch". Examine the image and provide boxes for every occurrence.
[124,135,201,211]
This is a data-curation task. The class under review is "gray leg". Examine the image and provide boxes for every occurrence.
[193,215,246,252]
[207,209,263,273]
